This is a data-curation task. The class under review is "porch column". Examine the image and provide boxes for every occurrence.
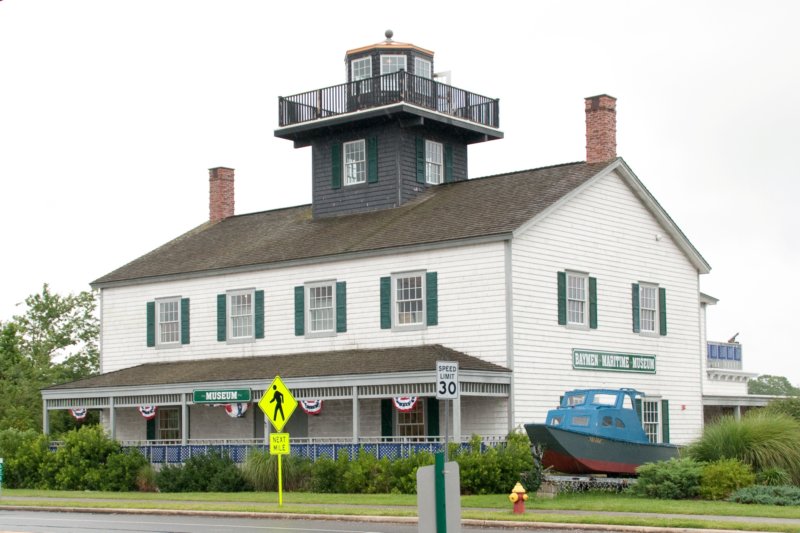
[735,405,742,421]
[42,400,50,435]
[109,397,116,440]
[452,395,462,443]
[181,393,189,445]
[264,414,270,443]
[352,386,359,443]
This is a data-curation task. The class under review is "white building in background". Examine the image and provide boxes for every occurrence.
[42,34,758,448]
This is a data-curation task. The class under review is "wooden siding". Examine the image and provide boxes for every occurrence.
[510,170,704,445]
[100,242,508,375]
[312,123,468,218]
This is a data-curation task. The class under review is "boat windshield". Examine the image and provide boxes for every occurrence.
[565,393,586,406]
[592,393,617,406]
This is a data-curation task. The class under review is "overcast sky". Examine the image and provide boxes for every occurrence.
[1,1,798,386]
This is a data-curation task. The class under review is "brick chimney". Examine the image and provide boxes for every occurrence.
[209,167,235,222]
[585,94,617,163]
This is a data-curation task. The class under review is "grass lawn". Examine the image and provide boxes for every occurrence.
[2,489,799,532]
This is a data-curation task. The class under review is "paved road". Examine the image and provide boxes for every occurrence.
[0,510,604,533]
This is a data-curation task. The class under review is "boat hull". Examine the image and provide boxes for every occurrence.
[525,423,679,475]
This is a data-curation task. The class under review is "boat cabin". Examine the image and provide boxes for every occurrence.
[544,389,649,444]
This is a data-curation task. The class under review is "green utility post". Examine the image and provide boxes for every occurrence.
[0,457,4,497]
[435,452,446,533]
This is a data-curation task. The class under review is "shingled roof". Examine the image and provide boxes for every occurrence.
[44,345,509,391]
[93,160,613,286]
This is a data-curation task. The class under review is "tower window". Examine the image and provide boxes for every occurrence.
[344,140,366,185]
[425,140,443,184]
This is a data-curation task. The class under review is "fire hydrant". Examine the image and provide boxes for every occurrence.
[508,481,529,514]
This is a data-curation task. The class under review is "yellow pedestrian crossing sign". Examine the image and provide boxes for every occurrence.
[259,375,297,432]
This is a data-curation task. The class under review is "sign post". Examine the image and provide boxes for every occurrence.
[436,361,459,462]
[0,457,4,497]
[258,376,297,506]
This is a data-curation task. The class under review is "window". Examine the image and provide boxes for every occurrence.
[632,283,667,335]
[217,290,264,342]
[414,57,432,79]
[229,290,254,339]
[344,140,366,185]
[380,54,406,90]
[557,272,597,329]
[295,281,346,337]
[351,56,372,93]
[641,399,660,443]
[567,273,587,325]
[380,271,438,330]
[157,298,180,345]
[147,297,189,348]
[425,140,443,185]
[158,408,180,441]
[396,400,426,439]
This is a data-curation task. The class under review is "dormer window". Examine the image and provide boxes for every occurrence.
[344,140,367,185]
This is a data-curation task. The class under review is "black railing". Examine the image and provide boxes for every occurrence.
[278,71,499,129]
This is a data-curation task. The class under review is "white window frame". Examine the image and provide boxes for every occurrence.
[395,399,426,441]
[305,280,336,338]
[344,139,366,186]
[227,289,255,343]
[392,271,426,330]
[425,140,443,185]
[158,407,181,442]
[414,57,432,79]
[566,272,588,328]
[380,54,407,90]
[351,56,372,93]
[155,297,181,348]
[641,398,662,443]
[639,283,659,335]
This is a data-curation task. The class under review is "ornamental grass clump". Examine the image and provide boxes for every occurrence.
[687,410,800,484]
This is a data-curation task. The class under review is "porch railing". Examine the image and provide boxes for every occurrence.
[116,435,507,464]
[278,71,499,129]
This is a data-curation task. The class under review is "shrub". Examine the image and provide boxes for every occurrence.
[242,449,312,492]
[4,432,51,488]
[49,425,121,490]
[631,458,703,499]
[136,464,158,492]
[0,428,40,462]
[311,455,346,493]
[728,485,800,506]
[102,449,149,491]
[699,459,755,500]
[757,467,791,487]
[155,450,251,492]
[687,411,800,484]
[456,432,536,495]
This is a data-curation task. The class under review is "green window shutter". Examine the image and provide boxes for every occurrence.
[380,276,392,329]
[180,298,190,345]
[254,290,265,339]
[146,301,155,347]
[367,137,378,183]
[659,287,667,336]
[294,286,305,336]
[634,398,643,424]
[415,137,425,183]
[216,294,227,342]
[426,271,438,326]
[631,283,641,333]
[426,397,439,437]
[336,282,347,333]
[557,272,567,325]
[331,143,342,190]
[444,144,453,183]
[381,399,393,438]
[589,277,598,329]
[146,417,156,440]
[661,399,670,443]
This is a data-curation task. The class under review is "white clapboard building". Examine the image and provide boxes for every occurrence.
[42,34,755,448]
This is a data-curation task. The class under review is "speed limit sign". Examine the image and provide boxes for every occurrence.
[436,361,459,399]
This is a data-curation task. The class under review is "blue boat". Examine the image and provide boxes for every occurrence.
[524,389,679,475]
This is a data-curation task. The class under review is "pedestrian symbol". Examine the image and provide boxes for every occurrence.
[258,376,297,432]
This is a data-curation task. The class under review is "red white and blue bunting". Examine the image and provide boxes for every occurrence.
[224,403,249,418]
[138,405,158,419]
[70,408,87,421]
[392,397,418,412]
[299,399,323,415]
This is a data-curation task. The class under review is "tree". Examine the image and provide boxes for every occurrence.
[0,284,99,432]
[748,374,800,396]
